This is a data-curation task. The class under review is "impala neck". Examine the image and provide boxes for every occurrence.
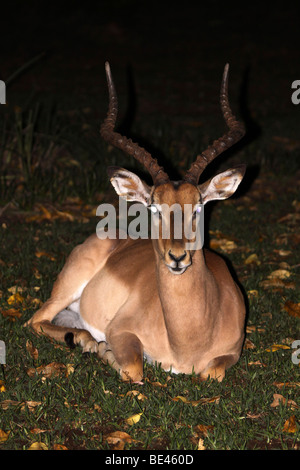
[155,249,215,357]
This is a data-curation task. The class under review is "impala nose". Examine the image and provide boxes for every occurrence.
[168,250,187,263]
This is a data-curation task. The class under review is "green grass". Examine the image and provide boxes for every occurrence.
[0,94,299,450]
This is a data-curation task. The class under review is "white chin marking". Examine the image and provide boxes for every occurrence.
[167,266,187,275]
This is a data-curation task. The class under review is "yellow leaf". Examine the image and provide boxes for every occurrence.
[244,254,261,265]
[283,415,298,433]
[0,380,6,392]
[28,441,48,450]
[35,251,56,261]
[125,412,143,425]
[265,344,290,352]
[197,438,206,450]
[7,292,25,305]
[247,290,258,298]
[209,238,237,253]
[0,429,10,442]
[268,269,291,279]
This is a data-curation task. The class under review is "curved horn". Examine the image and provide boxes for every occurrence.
[100,62,169,186]
[184,64,245,185]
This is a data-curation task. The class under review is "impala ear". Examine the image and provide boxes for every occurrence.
[108,166,152,206]
[198,164,246,204]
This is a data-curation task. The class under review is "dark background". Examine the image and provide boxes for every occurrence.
[1,0,300,181]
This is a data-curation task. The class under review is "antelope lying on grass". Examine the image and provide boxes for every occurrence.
[25,63,246,382]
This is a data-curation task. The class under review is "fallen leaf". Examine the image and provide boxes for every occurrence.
[104,431,136,450]
[270,393,298,409]
[7,286,27,294]
[209,238,237,253]
[284,301,300,318]
[268,269,291,279]
[0,429,10,442]
[26,340,39,360]
[27,362,68,379]
[125,390,147,401]
[0,400,41,411]
[243,338,256,349]
[28,441,48,450]
[244,254,261,265]
[282,415,298,433]
[53,444,68,450]
[194,424,214,437]
[273,382,300,389]
[197,438,206,450]
[247,290,259,298]
[35,251,56,261]
[265,344,290,352]
[246,325,265,334]
[260,278,295,290]
[247,360,267,367]
[125,412,143,425]
[7,292,25,305]
[172,395,220,406]
[1,308,22,320]
[30,428,48,434]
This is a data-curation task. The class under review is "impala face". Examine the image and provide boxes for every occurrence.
[149,181,202,274]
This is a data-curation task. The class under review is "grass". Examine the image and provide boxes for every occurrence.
[0,92,299,451]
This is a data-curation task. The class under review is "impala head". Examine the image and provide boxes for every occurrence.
[101,62,246,275]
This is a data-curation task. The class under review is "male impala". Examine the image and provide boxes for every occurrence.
[25,63,246,382]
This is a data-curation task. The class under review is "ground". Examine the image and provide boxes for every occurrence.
[0,0,299,450]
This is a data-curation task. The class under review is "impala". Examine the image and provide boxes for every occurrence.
[25,63,246,382]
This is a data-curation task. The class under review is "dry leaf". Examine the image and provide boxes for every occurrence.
[265,344,290,352]
[209,238,237,253]
[104,431,136,450]
[0,429,10,442]
[268,269,291,279]
[1,308,22,320]
[284,301,300,318]
[30,428,48,435]
[28,441,48,450]
[274,382,300,389]
[27,362,69,379]
[247,290,258,298]
[260,278,295,290]
[247,360,267,367]
[172,395,220,406]
[125,412,143,425]
[0,380,6,392]
[125,390,147,401]
[7,286,27,294]
[7,293,25,305]
[35,251,56,261]
[243,338,256,349]
[270,393,298,409]
[26,340,39,360]
[53,444,68,450]
[194,424,214,437]
[197,438,206,450]
[246,325,265,334]
[244,254,261,265]
[282,415,298,433]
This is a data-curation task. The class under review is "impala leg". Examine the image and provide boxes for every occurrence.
[201,354,237,382]
[99,332,144,382]
[24,235,119,353]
